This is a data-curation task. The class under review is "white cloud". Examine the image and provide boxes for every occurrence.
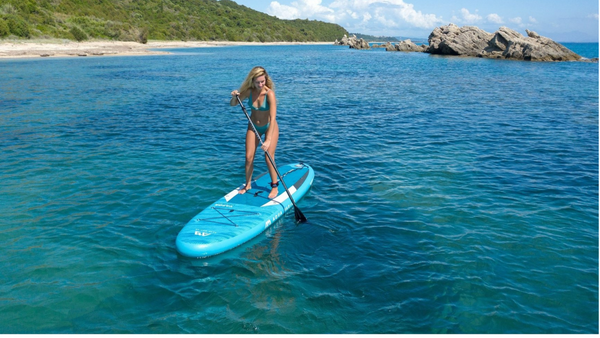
[459,8,482,24]
[268,1,301,20]
[393,2,443,28]
[509,16,529,28]
[588,13,599,20]
[487,13,503,24]
[268,0,335,21]
[267,0,443,34]
[450,8,483,25]
[528,16,537,23]
[362,12,373,25]
[373,8,397,28]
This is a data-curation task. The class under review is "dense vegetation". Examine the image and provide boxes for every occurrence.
[0,0,348,43]
[351,33,399,42]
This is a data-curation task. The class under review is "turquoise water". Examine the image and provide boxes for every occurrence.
[0,43,597,333]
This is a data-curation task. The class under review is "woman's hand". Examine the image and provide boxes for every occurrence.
[230,90,241,106]
[261,139,271,151]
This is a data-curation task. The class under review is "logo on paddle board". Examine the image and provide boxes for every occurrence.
[214,203,233,208]
[194,230,214,237]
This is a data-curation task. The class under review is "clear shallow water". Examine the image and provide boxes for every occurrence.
[0,43,597,333]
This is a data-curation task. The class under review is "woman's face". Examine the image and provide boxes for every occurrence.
[253,75,266,90]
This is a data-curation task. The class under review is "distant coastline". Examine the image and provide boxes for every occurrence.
[0,39,333,59]
[0,36,595,61]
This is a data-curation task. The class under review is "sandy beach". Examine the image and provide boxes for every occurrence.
[0,39,332,59]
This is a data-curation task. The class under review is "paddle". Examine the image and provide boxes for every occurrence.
[235,95,308,223]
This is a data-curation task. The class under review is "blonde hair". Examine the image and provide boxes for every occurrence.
[239,66,275,93]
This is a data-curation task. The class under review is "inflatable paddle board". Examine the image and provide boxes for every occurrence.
[176,163,314,258]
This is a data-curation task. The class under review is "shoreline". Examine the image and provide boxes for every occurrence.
[0,39,333,59]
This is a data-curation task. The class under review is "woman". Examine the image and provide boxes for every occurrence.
[230,66,280,199]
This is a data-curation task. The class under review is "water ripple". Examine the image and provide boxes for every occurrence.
[0,44,597,333]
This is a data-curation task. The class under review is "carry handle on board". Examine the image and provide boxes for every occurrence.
[236,95,308,223]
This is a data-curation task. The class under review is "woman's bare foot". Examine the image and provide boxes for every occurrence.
[239,183,251,194]
[268,187,278,199]
[268,182,279,199]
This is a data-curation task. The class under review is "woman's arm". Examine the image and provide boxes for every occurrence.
[230,89,249,106]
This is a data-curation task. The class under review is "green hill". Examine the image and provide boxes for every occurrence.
[0,0,348,43]
[351,33,399,42]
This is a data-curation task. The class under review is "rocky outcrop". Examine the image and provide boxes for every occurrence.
[478,27,581,61]
[427,24,493,56]
[385,39,428,52]
[334,34,350,46]
[427,24,581,61]
[350,38,370,50]
[335,25,586,62]
[334,34,370,50]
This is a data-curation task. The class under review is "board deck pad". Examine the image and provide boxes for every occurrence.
[176,163,314,258]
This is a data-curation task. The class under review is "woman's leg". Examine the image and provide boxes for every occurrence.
[265,122,280,199]
[240,126,259,194]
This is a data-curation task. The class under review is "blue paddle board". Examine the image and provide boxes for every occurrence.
[176,163,314,258]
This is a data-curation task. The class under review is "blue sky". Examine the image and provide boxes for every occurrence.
[233,0,599,42]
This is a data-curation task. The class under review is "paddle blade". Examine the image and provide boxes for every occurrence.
[294,207,308,223]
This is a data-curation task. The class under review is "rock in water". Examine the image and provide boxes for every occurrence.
[334,34,370,50]
[481,27,581,61]
[427,24,493,56]
[427,24,581,61]
[397,39,426,52]
[334,34,350,45]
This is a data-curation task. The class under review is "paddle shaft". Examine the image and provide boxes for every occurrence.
[235,95,307,222]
